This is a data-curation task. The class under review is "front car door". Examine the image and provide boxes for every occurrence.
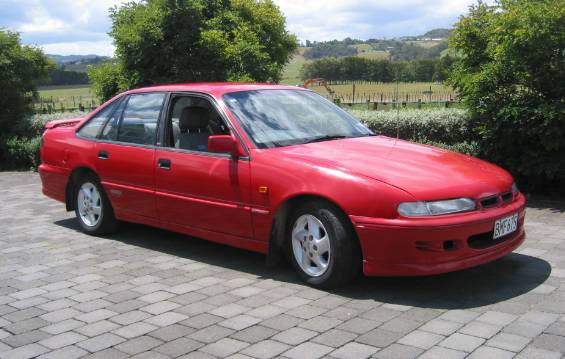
[154,93,254,241]
[94,92,167,221]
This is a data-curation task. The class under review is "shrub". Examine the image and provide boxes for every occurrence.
[449,0,565,190]
[0,136,42,170]
[348,108,478,156]
[0,111,89,170]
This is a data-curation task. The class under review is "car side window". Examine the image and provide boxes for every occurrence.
[77,100,119,139]
[100,98,127,141]
[117,93,165,145]
[167,96,230,152]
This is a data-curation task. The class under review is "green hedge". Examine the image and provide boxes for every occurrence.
[348,108,479,156]
[0,111,89,170]
[2,109,475,170]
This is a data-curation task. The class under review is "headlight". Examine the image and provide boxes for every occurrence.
[398,198,476,217]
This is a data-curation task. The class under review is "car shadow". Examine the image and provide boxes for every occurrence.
[55,218,551,310]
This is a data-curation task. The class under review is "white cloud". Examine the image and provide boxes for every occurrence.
[40,40,115,57]
[272,0,479,41]
[0,0,487,55]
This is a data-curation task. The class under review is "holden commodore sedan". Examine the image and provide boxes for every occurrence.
[39,83,526,287]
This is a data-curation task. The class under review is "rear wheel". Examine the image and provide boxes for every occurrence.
[74,174,118,235]
[287,200,361,288]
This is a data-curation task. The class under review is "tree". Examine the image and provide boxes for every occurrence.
[0,30,53,135]
[90,0,297,101]
[449,0,565,190]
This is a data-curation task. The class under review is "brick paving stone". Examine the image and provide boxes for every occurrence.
[0,343,49,359]
[77,333,125,352]
[419,319,463,336]
[154,337,204,357]
[75,320,121,337]
[229,325,277,344]
[356,328,402,348]
[531,333,565,352]
[486,332,531,352]
[440,333,485,352]
[312,328,357,347]
[38,332,87,350]
[298,316,342,332]
[149,324,195,341]
[467,346,515,359]
[239,339,289,359]
[458,321,502,339]
[189,325,235,343]
[419,346,467,359]
[272,327,318,345]
[373,343,423,359]
[2,330,51,348]
[283,342,333,359]
[200,337,249,357]
[515,346,563,359]
[143,312,188,327]
[37,345,88,359]
[397,330,444,349]
[114,335,163,355]
[330,342,379,359]
[112,322,158,339]
[219,314,261,330]
[337,317,380,334]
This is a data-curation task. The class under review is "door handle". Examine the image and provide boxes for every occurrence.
[98,150,109,160]
[158,158,171,170]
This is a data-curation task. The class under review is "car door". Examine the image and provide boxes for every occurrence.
[154,93,253,239]
[95,92,167,220]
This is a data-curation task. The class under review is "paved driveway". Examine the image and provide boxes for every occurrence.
[0,172,564,359]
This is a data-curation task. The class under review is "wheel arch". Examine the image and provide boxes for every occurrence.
[65,166,99,211]
[266,193,362,266]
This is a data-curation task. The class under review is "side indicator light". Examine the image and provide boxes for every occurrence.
[258,186,269,194]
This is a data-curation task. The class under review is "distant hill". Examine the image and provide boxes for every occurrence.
[47,54,110,73]
[420,28,452,39]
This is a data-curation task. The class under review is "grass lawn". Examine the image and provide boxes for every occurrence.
[36,85,97,110]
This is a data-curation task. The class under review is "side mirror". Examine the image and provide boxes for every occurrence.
[208,135,246,157]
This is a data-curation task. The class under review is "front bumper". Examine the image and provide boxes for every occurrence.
[351,193,527,276]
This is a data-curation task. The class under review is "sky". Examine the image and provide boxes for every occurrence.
[0,0,481,56]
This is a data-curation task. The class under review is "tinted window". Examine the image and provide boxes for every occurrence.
[77,100,119,139]
[118,93,165,145]
[100,98,126,141]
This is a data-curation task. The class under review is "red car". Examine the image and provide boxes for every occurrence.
[39,83,526,287]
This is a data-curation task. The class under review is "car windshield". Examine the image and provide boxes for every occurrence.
[223,89,373,148]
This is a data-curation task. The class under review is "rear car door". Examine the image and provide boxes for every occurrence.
[154,93,253,239]
[95,92,167,220]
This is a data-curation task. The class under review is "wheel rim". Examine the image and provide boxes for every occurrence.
[77,182,102,227]
[291,214,331,277]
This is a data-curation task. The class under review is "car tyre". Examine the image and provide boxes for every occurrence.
[287,200,361,288]
[74,174,118,235]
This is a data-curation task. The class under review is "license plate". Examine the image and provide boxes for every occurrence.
[493,213,519,239]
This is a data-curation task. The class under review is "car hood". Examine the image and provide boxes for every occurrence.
[269,136,513,200]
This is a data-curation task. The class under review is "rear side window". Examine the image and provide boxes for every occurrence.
[100,98,127,141]
[77,100,120,139]
[117,93,165,145]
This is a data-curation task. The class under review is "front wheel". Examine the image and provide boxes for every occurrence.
[287,201,361,288]
[74,174,118,235]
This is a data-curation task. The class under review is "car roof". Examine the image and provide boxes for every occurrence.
[124,82,306,96]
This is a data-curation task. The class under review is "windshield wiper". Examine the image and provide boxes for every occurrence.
[303,135,349,144]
